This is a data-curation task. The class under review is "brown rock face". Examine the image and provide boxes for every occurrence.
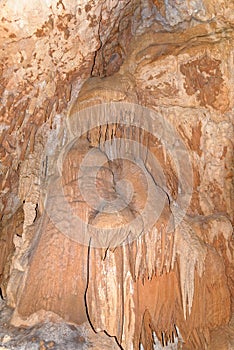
[0,1,233,349]
[180,55,229,112]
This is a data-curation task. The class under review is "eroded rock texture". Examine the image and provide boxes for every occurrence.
[0,1,233,349]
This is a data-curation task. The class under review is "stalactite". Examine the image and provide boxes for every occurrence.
[1,2,233,348]
[171,207,207,319]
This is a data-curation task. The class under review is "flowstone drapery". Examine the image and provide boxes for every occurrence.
[10,87,232,350]
[0,1,233,349]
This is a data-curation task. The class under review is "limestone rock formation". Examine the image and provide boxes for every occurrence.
[0,1,233,349]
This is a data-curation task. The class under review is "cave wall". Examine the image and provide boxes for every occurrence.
[0,1,233,349]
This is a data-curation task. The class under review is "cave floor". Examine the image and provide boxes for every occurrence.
[0,300,119,350]
[0,299,233,350]
[0,299,178,350]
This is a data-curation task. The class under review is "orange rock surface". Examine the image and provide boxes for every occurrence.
[0,1,233,349]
